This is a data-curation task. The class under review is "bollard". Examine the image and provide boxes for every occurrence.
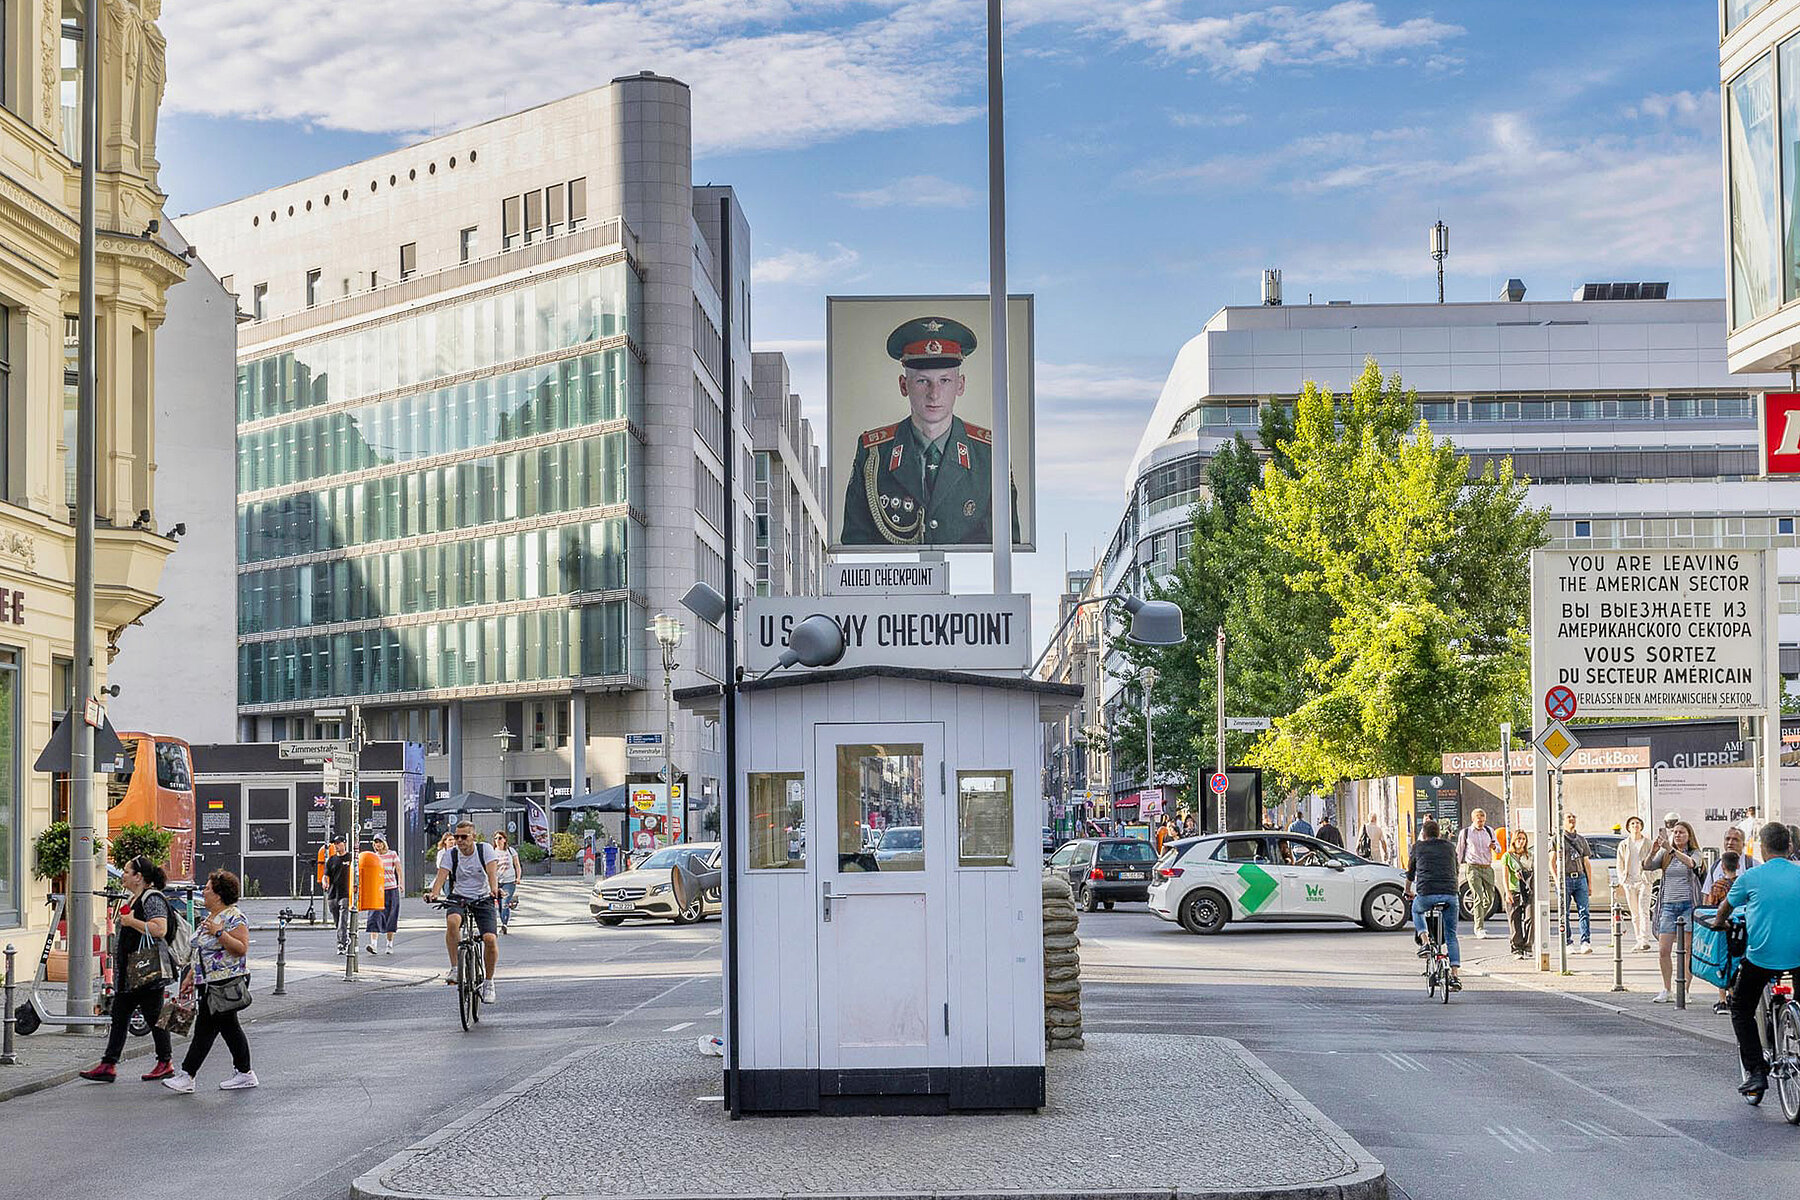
[1675,916,1690,1010]
[2,944,16,1065]
[273,910,289,997]
[1611,904,1626,993]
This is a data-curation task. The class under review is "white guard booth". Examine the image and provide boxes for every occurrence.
[684,663,1079,1115]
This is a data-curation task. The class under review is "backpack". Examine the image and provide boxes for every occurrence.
[154,890,192,967]
[1356,830,1372,859]
[448,841,494,897]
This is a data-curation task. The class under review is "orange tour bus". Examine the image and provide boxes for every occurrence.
[106,733,197,883]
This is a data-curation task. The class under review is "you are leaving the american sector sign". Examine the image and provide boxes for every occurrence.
[1531,549,1775,717]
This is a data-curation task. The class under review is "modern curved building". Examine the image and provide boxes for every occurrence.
[1085,285,1800,807]
[1722,0,1800,372]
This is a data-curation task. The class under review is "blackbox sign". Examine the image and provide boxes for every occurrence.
[744,594,1030,672]
[1530,549,1775,717]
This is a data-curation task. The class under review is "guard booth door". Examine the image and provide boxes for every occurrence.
[813,723,948,1071]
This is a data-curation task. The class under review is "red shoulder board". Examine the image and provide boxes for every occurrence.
[963,422,992,444]
[861,423,901,449]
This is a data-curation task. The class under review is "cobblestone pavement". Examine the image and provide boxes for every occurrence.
[357,1034,1384,1200]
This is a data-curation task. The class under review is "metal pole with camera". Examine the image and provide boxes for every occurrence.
[652,615,684,846]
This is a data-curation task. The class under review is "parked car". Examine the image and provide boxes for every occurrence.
[873,825,925,870]
[1148,832,1409,935]
[590,842,721,925]
[1044,838,1159,910]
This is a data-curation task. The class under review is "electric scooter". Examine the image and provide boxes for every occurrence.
[12,886,142,1037]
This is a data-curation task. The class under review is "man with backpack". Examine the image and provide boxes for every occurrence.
[323,835,351,955]
[1456,809,1500,939]
[424,820,503,1003]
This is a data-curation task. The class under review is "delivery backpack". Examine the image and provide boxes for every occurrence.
[1689,907,1746,990]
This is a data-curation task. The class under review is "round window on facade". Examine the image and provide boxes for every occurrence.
[270,211,278,222]
[389,174,397,186]
[323,194,330,207]
[428,162,436,175]
[253,216,259,226]
[305,200,312,211]
[370,181,377,192]
[408,168,416,181]
[448,156,456,168]
[287,205,294,216]
[342,188,350,200]
[468,150,477,163]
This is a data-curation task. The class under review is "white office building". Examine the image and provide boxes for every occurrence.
[1095,284,1797,796]
[177,74,822,835]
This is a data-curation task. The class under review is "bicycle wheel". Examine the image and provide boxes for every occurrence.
[457,943,474,1032]
[1440,954,1452,1004]
[470,945,482,1026]
[1775,1003,1800,1125]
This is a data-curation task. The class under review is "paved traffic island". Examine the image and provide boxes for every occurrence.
[353,1033,1386,1200]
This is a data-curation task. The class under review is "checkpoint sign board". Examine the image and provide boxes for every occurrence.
[744,593,1029,673]
[1531,549,1775,717]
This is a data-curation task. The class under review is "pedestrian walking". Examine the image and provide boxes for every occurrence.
[365,832,402,954]
[1357,814,1392,865]
[1703,826,1758,898]
[493,830,522,933]
[324,835,351,954]
[1615,816,1653,951]
[1455,808,1500,939]
[163,870,257,1093]
[1559,811,1594,954]
[78,855,176,1082]
[1316,814,1344,848]
[1645,816,1704,1003]
[1502,832,1534,958]
[1288,813,1314,837]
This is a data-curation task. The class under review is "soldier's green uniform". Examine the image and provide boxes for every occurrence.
[840,317,1022,547]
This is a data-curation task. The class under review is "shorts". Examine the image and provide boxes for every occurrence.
[449,897,499,938]
[1654,898,1693,936]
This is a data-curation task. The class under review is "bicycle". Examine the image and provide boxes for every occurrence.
[1743,966,1800,1123]
[1414,897,1454,1004]
[426,897,487,1031]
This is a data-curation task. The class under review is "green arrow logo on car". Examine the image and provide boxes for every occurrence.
[1237,863,1278,913]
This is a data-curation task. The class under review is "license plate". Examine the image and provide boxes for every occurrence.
[608,901,635,911]
[1118,872,1146,880]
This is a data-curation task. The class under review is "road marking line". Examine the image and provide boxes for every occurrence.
[604,975,701,1028]
[1379,1051,1424,1072]
[706,1007,722,1016]
[1514,1056,1729,1158]
[664,1021,694,1032]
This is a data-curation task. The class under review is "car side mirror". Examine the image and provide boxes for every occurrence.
[1328,862,1346,872]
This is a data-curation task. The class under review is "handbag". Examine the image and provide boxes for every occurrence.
[124,939,168,992]
[157,982,197,1035]
[206,974,252,1016]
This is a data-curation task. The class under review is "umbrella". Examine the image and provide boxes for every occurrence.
[422,790,508,815]
[551,782,631,812]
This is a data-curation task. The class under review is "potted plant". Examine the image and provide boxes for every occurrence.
[519,842,551,876]
[549,831,582,876]
[109,821,174,872]
[32,821,73,888]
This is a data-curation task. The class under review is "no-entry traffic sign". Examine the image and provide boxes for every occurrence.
[1545,685,1578,722]
[1209,772,1229,795]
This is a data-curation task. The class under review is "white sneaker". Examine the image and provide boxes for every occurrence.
[1472,925,1486,939]
[1579,942,1594,955]
[480,981,497,1003]
[1636,942,1651,951]
[366,943,379,955]
[385,940,395,954]
[1652,990,1672,1003]
[161,1071,195,1094]
[219,1070,259,1090]
[444,971,459,985]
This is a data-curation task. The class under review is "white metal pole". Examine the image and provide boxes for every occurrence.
[345,704,362,981]
[1144,675,1155,834]
[67,7,101,1022]
[985,0,1012,595]
[1215,627,1226,833]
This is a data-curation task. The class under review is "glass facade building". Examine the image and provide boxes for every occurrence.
[1721,0,1800,371]
[232,257,644,710]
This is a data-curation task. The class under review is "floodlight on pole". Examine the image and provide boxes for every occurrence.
[680,581,729,626]
[759,614,847,679]
[1028,591,1186,678]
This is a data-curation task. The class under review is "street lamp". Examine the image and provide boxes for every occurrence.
[493,724,514,846]
[652,614,684,845]
[1139,665,1160,834]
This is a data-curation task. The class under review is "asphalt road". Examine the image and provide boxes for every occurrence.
[0,882,724,1200]
[1076,906,1800,1200]
[6,888,1797,1200]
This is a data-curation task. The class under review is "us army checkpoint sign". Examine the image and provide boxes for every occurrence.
[1529,548,1777,718]
[744,593,1030,673]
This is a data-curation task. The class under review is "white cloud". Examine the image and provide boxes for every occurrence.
[1626,90,1711,126]
[838,176,980,209]
[1169,109,1250,128]
[754,243,861,285]
[160,1,979,153]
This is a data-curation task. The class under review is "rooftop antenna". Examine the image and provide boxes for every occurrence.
[1430,220,1449,304]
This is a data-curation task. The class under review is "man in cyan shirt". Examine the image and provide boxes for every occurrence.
[1710,822,1800,1100]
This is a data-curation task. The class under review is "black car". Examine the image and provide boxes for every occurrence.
[1044,837,1159,910]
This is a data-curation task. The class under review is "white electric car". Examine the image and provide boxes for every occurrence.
[1148,832,1410,935]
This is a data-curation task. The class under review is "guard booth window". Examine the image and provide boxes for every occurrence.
[837,742,924,872]
[746,772,804,870]
[956,771,1012,867]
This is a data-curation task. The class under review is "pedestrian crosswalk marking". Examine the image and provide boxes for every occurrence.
[1378,1051,1425,1072]
[664,1021,694,1032]
[1561,1118,1624,1144]
[1486,1125,1552,1155]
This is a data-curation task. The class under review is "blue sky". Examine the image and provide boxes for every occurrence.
[158,1,1729,639]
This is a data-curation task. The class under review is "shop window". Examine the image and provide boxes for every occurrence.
[747,773,804,870]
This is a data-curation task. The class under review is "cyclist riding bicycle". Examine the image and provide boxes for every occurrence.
[1708,821,1800,1100]
[424,820,502,1003]
[1406,818,1462,991]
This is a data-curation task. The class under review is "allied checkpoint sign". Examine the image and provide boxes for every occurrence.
[1530,549,1776,717]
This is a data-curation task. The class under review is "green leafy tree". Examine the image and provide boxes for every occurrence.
[1247,361,1545,789]
[110,821,174,870]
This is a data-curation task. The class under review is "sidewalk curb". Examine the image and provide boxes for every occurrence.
[1465,954,1737,1048]
[351,1037,1388,1200]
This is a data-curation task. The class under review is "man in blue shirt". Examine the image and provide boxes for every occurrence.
[1709,822,1800,1100]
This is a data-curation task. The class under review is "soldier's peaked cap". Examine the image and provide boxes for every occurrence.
[888,316,977,370]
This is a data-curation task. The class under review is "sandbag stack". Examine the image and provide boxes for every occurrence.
[1043,874,1083,1051]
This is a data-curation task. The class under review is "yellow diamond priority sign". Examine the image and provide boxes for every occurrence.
[1534,718,1581,770]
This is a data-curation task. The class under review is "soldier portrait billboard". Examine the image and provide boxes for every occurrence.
[827,295,1034,552]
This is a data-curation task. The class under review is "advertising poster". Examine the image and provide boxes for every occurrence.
[827,295,1034,552]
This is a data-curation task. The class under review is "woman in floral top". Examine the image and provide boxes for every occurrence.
[163,870,257,1093]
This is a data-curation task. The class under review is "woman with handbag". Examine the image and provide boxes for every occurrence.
[78,855,176,1082]
[163,870,257,1092]
[1502,833,1534,959]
